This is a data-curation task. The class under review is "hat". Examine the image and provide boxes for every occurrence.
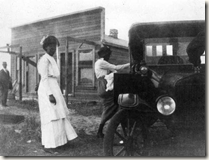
[40,35,60,50]
[97,46,112,58]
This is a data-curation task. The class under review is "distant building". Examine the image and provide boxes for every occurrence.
[10,7,129,100]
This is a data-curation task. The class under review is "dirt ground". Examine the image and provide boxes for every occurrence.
[0,99,206,156]
[0,100,101,135]
[0,99,103,156]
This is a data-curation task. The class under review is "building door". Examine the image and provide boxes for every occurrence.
[60,52,73,95]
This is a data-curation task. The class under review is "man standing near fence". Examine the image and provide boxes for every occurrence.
[0,62,12,107]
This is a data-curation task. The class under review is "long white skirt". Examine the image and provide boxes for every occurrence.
[41,117,77,148]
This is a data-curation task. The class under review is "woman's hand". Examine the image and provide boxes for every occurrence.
[49,94,56,105]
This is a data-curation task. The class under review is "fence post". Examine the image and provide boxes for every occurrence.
[65,38,68,104]
[19,46,22,101]
[6,44,10,52]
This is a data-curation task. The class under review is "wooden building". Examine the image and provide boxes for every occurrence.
[10,7,129,100]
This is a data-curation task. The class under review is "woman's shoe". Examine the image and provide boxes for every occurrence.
[43,148,59,154]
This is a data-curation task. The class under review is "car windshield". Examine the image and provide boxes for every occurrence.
[144,37,205,65]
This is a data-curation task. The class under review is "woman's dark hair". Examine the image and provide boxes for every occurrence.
[42,36,60,51]
[97,46,112,58]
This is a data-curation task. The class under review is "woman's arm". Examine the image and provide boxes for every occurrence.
[100,60,130,72]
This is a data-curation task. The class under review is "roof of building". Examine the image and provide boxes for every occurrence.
[11,6,128,49]
[11,7,105,29]
[102,35,128,49]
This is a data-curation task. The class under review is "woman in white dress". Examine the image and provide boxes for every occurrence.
[37,35,77,153]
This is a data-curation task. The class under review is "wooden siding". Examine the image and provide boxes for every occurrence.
[109,47,130,65]
[11,7,104,94]
[11,8,104,53]
[10,7,130,101]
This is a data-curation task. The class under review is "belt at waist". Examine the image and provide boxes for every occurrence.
[48,75,57,78]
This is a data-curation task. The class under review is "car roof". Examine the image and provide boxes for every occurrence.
[129,20,205,39]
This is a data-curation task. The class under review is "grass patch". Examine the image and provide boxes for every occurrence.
[68,101,103,117]
[0,115,41,156]
[0,116,104,156]
[0,99,104,156]
[9,99,39,111]
[58,130,104,156]
[9,99,103,117]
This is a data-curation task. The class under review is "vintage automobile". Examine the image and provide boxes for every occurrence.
[103,20,205,156]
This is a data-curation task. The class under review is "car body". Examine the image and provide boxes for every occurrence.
[127,20,205,122]
[104,20,205,156]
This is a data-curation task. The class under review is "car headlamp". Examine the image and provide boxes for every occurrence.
[156,96,176,115]
[140,66,148,75]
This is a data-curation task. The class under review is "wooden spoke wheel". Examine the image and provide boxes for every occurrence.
[104,109,149,156]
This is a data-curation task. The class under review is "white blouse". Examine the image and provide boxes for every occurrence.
[94,58,130,79]
[37,53,60,95]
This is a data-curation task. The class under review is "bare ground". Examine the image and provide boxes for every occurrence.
[0,99,206,156]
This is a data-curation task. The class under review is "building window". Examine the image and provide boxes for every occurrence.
[77,49,94,87]
[79,68,93,84]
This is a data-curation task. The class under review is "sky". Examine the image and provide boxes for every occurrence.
[0,0,206,70]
